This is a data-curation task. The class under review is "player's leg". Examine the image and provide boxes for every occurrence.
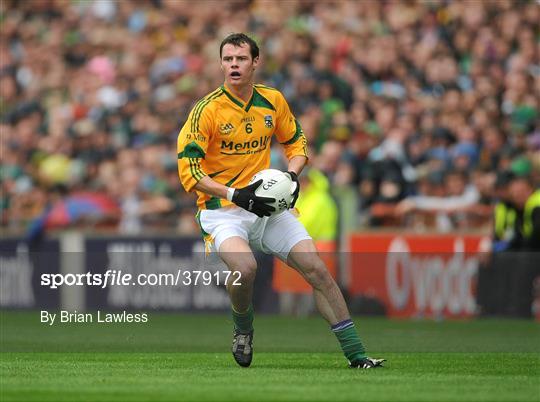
[218,236,257,367]
[287,239,348,323]
[260,211,347,323]
[287,239,384,368]
[198,208,257,367]
[219,236,257,316]
[261,211,384,368]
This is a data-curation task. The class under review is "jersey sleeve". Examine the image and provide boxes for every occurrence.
[274,92,308,161]
[177,106,213,192]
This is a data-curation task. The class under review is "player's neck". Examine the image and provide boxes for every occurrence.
[225,83,253,103]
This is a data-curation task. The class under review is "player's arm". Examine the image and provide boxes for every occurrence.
[288,155,308,176]
[194,177,276,218]
[285,155,307,208]
[193,176,228,199]
[177,104,213,193]
[274,92,309,207]
[274,92,308,161]
[176,107,226,197]
[192,175,274,210]
[194,177,275,217]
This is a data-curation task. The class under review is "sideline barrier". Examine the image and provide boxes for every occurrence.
[4,233,536,319]
[348,233,490,318]
[0,238,61,310]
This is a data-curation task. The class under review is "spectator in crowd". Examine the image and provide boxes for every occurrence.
[395,170,480,231]
[476,171,518,316]
[502,175,540,317]
[477,172,540,317]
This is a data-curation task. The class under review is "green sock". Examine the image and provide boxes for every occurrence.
[331,319,367,362]
[232,304,254,333]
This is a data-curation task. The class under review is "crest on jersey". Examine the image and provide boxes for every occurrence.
[219,123,234,135]
[264,115,273,128]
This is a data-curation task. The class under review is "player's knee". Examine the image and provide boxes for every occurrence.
[228,257,257,284]
[237,266,256,284]
[302,258,332,288]
[310,268,333,289]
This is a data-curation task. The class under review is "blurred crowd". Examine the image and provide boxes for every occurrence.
[1,0,539,237]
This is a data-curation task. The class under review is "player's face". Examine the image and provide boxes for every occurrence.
[220,43,258,88]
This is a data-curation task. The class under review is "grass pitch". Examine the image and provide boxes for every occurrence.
[1,312,539,401]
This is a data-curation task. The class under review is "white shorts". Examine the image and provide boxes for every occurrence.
[198,207,312,261]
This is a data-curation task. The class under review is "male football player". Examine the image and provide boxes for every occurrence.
[177,33,384,369]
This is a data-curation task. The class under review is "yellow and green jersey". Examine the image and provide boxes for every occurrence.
[177,84,308,210]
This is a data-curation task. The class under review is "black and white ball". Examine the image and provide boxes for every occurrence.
[249,169,296,215]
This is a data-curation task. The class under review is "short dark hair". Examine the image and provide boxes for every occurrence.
[219,33,259,60]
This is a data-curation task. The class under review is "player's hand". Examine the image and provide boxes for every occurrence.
[232,179,275,217]
[285,171,300,208]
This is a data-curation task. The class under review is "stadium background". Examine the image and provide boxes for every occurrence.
[1,1,539,401]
